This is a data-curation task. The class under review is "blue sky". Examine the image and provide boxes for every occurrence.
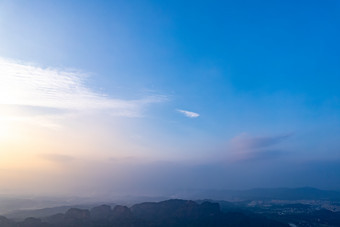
[0,0,340,195]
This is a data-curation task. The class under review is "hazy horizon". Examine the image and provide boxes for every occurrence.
[0,0,340,198]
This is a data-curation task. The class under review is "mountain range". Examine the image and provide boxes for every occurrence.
[0,199,289,227]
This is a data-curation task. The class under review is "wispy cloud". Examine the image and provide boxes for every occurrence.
[0,57,165,117]
[177,109,200,118]
[227,133,292,161]
[230,133,292,152]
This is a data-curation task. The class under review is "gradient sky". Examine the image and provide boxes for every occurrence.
[0,0,340,197]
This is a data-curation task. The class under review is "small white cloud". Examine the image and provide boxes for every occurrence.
[177,109,200,118]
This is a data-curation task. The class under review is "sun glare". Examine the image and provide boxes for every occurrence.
[0,108,25,143]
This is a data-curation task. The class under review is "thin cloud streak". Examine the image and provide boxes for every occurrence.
[0,57,165,117]
[177,109,200,118]
[230,133,292,152]
[226,133,292,162]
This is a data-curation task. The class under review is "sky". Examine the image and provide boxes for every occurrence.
[0,0,340,197]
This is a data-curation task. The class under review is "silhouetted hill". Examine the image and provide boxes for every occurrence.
[0,216,14,227]
[5,203,117,221]
[1,199,289,227]
[112,205,133,219]
[90,205,112,220]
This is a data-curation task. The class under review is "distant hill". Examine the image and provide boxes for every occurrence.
[5,203,116,221]
[235,187,340,200]
[0,199,289,227]
[177,187,340,201]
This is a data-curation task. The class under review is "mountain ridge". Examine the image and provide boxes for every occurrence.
[0,199,289,227]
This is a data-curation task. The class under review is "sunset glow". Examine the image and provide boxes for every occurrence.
[0,0,339,199]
